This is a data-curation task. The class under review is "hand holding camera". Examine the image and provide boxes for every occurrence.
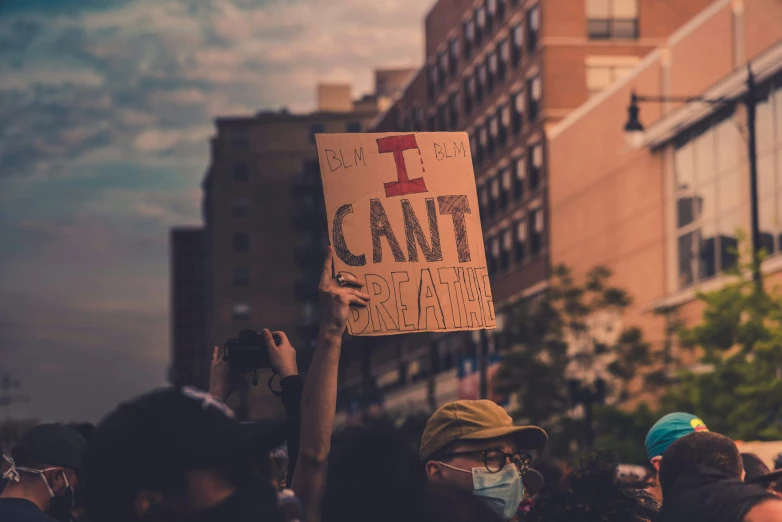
[209,329,298,400]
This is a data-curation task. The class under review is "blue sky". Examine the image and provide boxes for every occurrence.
[0,0,429,423]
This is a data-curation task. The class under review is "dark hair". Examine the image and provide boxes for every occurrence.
[68,423,97,442]
[742,453,771,481]
[530,455,565,493]
[322,425,428,522]
[659,432,742,492]
[526,452,660,522]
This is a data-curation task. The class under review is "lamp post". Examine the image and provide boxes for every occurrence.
[623,65,764,291]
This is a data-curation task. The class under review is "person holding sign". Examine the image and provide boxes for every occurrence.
[316,132,497,337]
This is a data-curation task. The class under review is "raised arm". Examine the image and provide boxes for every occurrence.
[292,247,369,522]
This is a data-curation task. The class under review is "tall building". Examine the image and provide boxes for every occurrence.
[335,0,714,422]
[189,72,413,419]
[169,227,209,389]
[547,0,782,370]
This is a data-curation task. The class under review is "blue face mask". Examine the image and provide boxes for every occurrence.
[439,462,524,520]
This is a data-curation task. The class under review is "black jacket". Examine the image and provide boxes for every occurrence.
[660,466,775,522]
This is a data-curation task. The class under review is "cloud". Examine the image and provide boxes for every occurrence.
[0,0,429,177]
[0,0,431,422]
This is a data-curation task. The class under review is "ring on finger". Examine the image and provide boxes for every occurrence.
[335,273,348,287]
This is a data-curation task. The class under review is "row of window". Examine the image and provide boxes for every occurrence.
[308,121,362,144]
[477,143,543,222]
[464,80,540,166]
[429,1,540,102]
[672,78,782,289]
[485,208,545,275]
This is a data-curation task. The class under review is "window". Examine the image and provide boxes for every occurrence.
[449,37,460,74]
[427,114,436,132]
[486,237,497,275]
[511,91,524,133]
[402,115,413,132]
[512,23,523,66]
[489,176,500,219]
[671,109,744,289]
[530,208,544,255]
[476,64,485,104]
[496,39,508,82]
[479,182,489,222]
[309,123,324,144]
[232,267,249,286]
[428,64,437,101]
[756,81,782,258]
[346,121,362,133]
[448,91,459,129]
[497,104,509,146]
[464,76,474,115]
[233,162,249,182]
[232,303,250,322]
[438,51,447,88]
[413,106,424,131]
[486,0,496,30]
[233,232,249,252]
[232,197,249,217]
[496,0,505,20]
[475,7,486,45]
[587,0,638,39]
[526,5,540,52]
[500,228,511,270]
[464,20,474,58]
[487,116,497,156]
[499,168,511,210]
[586,63,636,97]
[231,131,249,148]
[470,133,478,167]
[514,219,526,262]
[486,52,497,93]
[513,155,525,199]
[529,143,543,190]
[478,124,487,164]
[437,103,447,131]
[527,75,541,122]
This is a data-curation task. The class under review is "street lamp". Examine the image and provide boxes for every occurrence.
[623,64,764,291]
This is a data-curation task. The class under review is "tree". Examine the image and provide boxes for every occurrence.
[493,264,654,457]
[660,253,782,441]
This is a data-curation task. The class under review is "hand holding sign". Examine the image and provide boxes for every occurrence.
[316,132,497,336]
[318,246,370,335]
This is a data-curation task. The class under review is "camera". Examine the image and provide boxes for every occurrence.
[223,330,280,373]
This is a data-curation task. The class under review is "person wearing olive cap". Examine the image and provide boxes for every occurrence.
[420,399,547,520]
[644,412,708,502]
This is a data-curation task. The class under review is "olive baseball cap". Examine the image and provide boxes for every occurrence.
[419,400,547,460]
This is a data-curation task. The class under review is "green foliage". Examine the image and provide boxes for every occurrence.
[592,403,657,465]
[494,264,654,459]
[661,249,782,441]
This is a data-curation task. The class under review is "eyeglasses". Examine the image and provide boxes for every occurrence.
[438,449,532,474]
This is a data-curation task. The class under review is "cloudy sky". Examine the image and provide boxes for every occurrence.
[0,0,430,423]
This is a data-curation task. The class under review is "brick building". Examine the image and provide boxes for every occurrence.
[548,0,782,371]
[336,0,714,421]
[172,72,414,419]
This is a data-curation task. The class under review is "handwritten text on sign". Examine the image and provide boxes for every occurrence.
[316,132,496,336]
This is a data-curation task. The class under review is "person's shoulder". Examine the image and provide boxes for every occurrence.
[0,498,57,521]
[743,498,782,522]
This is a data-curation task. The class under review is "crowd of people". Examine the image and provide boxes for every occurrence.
[2,247,782,522]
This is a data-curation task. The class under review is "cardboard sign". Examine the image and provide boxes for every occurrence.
[316,132,496,336]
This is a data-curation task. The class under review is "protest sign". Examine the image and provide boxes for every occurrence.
[316,132,496,336]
